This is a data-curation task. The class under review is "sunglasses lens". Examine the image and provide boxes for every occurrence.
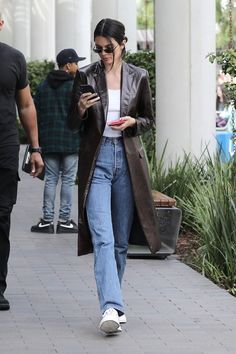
[93,46,116,54]
[93,47,102,53]
[104,48,114,53]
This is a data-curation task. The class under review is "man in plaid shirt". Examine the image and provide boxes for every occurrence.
[31,49,85,234]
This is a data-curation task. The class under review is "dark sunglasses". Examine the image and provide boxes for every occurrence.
[93,44,118,54]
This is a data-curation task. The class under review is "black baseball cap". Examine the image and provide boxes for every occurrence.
[56,48,86,66]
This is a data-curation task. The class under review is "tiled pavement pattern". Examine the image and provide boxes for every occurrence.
[0,146,236,354]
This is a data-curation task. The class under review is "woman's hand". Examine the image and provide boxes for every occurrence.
[110,116,136,131]
[78,93,100,116]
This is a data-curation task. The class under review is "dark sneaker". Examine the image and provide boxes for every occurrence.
[0,294,10,311]
[56,219,78,234]
[31,219,54,233]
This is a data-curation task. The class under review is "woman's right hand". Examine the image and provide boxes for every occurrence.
[78,93,100,116]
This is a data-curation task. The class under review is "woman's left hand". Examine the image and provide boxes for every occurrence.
[110,116,136,131]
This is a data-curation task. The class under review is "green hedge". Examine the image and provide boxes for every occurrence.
[27,60,55,97]
[124,51,156,161]
[18,60,55,142]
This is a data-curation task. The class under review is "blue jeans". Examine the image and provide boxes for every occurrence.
[43,153,78,222]
[86,137,134,313]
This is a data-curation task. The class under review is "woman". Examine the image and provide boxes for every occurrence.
[69,18,161,335]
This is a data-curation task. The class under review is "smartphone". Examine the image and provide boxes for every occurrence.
[80,84,96,94]
[109,118,126,126]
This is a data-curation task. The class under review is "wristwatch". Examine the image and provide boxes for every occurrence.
[29,146,42,154]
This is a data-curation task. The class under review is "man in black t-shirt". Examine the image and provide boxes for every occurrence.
[0,14,44,310]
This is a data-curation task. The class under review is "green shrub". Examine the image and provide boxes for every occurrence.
[27,60,55,97]
[125,51,156,161]
[148,145,236,295]
[148,145,209,227]
[18,60,55,143]
[181,155,236,295]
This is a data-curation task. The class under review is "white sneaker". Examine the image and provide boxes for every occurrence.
[119,313,127,324]
[116,325,122,332]
[99,308,120,334]
[103,325,122,336]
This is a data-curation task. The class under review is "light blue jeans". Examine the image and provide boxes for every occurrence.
[86,137,134,313]
[43,153,78,222]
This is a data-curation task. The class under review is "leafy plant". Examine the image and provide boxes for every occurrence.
[148,143,236,295]
[181,155,236,295]
[208,49,236,77]
[148,146,209,228]
[27,60,55,97]
[18,60,55,143]
[181,153,236,294]
[125,50,156,161]
[208,48,236,142]
[208,49,236,104]
[224,82,236,102]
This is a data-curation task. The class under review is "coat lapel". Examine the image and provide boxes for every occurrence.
[120,61,135,116]
[91,61,135,120]
[92,62,108,121]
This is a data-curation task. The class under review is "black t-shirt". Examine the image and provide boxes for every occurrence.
[0,42,28,169]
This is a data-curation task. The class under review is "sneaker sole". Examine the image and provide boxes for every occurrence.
[0,304,10,311]
[104,325,122,336]
[99,320,120,334]
[31,228,54,234]
[119,314,127,324]
[56,228,78,234]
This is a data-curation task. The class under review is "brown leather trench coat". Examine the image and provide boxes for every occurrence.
[69,60,161,256]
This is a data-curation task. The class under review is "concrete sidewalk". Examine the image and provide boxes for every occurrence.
[0,146,236,354]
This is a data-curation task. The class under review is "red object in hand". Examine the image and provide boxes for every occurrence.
[109,118,126,126]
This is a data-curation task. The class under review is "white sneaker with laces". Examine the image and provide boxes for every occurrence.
[119,313,127,324]
[99,308,120,334]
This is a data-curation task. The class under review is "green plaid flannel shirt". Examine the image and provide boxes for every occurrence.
[35,79,80,154]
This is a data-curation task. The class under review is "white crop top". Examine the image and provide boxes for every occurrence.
[103,89,122,137]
